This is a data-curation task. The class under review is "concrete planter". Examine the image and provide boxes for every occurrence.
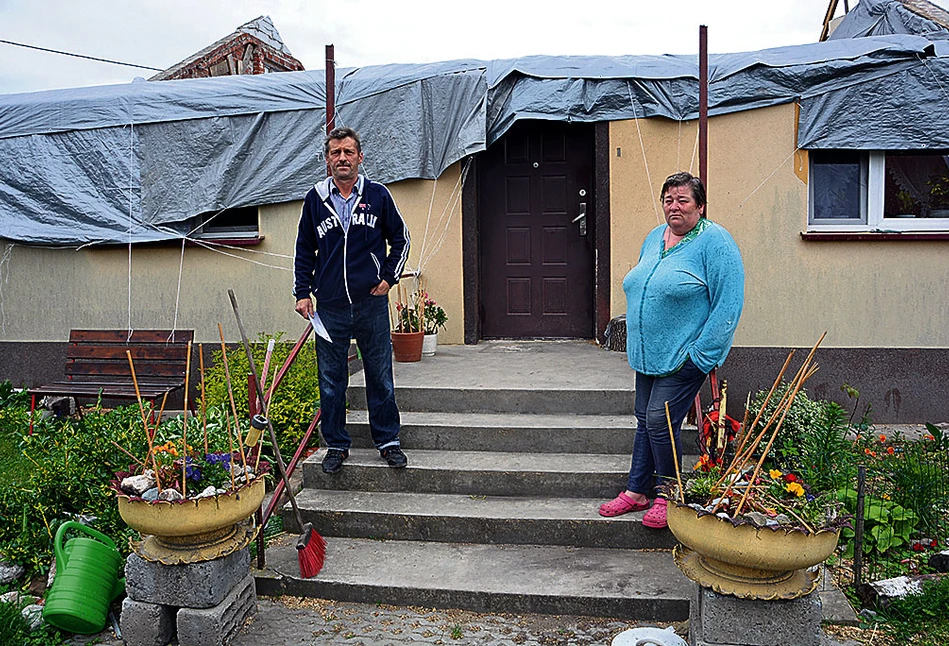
[116,476,265,565]
[667,499,840,600]
[422,333,438,356]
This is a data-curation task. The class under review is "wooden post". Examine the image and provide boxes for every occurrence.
[326,44,335,134]
[699,25,708,189]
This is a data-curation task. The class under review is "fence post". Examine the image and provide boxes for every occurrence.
[854,464,866,587]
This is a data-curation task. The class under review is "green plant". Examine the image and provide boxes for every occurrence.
[883,439,949,537]
[0,594,67,646]
[201,332,320,457]
[837,487,918,557]
[877,575,949,644]
[748,381,824,467]
[422,294,448,335]
[792,400,856,493]
[0,401,146,576]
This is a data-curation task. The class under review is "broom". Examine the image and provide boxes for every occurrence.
[227,289,325,578]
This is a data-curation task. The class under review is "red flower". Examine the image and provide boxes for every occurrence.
[879,434,887,443]
[864,448,876,457]
[784,473,798,483]
[887,447,895,455]
[932,540,940,549]
[913,543,925,552]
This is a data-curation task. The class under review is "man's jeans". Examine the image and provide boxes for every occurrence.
[316,295,401,451]
[627,358,707,495]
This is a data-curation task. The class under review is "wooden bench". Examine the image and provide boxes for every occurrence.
[29,329,194,426]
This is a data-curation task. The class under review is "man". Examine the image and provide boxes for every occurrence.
[293,127,411,473]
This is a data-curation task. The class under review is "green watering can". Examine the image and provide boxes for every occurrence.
[42,521,125,634]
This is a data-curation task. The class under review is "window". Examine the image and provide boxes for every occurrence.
[192,206,260,240]
[808,150,949,232]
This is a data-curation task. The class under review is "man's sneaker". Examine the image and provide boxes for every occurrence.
[321,448,348,474]
[381,446,407,468]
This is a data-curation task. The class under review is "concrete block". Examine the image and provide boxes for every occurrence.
[176,572,257,646]
[690,585,822,646]
[125,547,251,608]
[120,597,176,646]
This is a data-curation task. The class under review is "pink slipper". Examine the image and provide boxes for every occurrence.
[599,492,650,517]
[642,497,668,528]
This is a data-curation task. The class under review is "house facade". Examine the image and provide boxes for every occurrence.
[1,8,947,422]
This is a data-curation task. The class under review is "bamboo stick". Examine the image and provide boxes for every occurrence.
[666,401,685,502]
[217,324,241,489]
[126,351,162,492]
[181,341,192,499]
[199,343,208,455]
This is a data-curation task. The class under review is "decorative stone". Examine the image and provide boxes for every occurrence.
[194,486,218,499]
[121,597,177,646]
[0,562,24,585]
[125,548,251,608]
[0,591,37,605]
[158,488,183,501]
[21,604,43,631]
[176,572,257,646]
[690,585,823,646]
[142,487,160,501]
[744,512,769,526]
[121,473,157,496]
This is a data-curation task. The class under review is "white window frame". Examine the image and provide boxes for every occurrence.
[807,151,949,233]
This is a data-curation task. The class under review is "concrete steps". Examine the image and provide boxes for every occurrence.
[266,341,696,622]
[255,537,691,620]
[290,489,677,550]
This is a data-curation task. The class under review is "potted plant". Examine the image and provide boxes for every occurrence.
[112,348,270,565]
[391,285,424,362]
[421,294,448,356]
[665,335,848,600]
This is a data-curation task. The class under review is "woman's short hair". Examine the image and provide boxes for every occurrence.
[661,172,707,208]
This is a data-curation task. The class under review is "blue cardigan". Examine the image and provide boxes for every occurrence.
[623,221,744,376]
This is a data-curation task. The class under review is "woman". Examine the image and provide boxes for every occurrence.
[599,172,744,528]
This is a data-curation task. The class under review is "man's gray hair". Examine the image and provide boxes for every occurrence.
[324,127,362,155]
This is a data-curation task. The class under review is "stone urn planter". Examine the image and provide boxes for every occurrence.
[391,330,424,362]
[115,475,266,565]
[666,499,840,600]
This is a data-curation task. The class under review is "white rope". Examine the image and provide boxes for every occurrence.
[736,146,799,210]
[415,174,439,274]
[627,81,661,224]
[127,123,134,342]
[0,242,13,335]
[690,127,699,176]
[920,54,949,104]
[170,238,185,341]
[416,158,471,273]
[677,120,682,172]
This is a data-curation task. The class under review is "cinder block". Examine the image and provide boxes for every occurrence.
[120,597,176,646]
[690,585,822,646]
[126,547,251,608]
[176,572,257,646]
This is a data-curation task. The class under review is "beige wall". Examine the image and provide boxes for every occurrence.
[610,103,949,349]
[0,164,465,346]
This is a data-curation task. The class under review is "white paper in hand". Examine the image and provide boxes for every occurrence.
[308,313,333,343]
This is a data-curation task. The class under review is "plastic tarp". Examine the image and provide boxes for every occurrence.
[828,0,949,40]
[1,30,949,244]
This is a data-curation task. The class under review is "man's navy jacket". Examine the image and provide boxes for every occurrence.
[294,175,411,306]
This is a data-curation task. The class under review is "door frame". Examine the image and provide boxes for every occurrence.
[462,121,612,343]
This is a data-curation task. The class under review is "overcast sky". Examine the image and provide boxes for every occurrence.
[1,0,947,95]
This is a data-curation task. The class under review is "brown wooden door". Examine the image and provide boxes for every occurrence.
[479,120,595,338]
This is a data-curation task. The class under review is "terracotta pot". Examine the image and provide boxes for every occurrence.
[116,477,265,565]
[391,331,424,362]
[422,333,438,356]
[666,499,840,600]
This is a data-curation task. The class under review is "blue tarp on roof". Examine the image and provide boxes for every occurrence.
[1,30,948,244]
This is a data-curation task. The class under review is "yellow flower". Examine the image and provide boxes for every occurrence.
[769,469,783,480]
[785,482,805,497]
[882,493,891,500]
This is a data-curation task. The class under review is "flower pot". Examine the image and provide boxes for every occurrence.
[391,331,424,362]
[422,333,438,356]
[116,476,266,565]
[666,499,840,600]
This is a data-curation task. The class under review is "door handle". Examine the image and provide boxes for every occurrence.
[572,202,587,236]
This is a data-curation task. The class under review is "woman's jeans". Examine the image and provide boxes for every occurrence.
[627,358,708,495]
[316,295,401,452]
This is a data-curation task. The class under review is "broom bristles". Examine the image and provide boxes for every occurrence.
[296,523,326,578]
